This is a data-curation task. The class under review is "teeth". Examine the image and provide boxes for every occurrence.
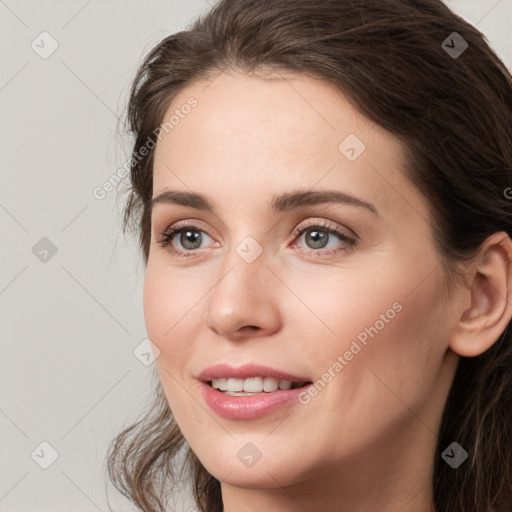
[278,380,292,390]
[212,378,228,391]
[264,378,279,392]
[244,377,263,392]
[227,378,244,392]
[211,376,299,393]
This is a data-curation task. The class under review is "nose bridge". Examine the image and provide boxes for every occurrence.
[211,234,269,305]
[203,233,281,336]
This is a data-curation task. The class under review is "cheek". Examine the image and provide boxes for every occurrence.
[143,270,173,346]
[278,260,446,460]
[143,268,202,428]
[143,257,202,340]
[143,266,198,371]
[283,251,445,391]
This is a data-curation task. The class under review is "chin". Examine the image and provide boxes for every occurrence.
[212,465,301,490]
[196,446,309,490]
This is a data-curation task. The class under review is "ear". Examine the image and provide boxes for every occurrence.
[450,232,512,357]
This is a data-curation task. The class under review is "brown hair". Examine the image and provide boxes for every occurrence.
[106,1,512,511]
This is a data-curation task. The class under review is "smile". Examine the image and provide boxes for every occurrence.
[209,376,307,394]
[197,364,313,419]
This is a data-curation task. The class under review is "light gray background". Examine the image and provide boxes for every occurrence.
[1,1,511,511]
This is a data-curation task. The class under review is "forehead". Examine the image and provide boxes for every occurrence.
[152,70,428,223]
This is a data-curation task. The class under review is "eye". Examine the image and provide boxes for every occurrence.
[157,223,215,258]
[292,220,357,257]
[156,219,357,259]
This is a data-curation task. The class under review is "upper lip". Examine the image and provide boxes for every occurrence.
[197,363,310,383]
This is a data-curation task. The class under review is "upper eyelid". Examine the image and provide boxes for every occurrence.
[297,219,357,238]
[155,218,211,236]
[159,218,349,235]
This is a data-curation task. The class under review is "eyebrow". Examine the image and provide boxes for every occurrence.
[151,189,378,216]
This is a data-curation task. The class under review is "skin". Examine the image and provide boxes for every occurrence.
[143,69,512,512]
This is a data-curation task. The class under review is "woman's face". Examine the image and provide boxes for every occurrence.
[144,70,460,495]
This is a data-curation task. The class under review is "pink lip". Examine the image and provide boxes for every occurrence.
[197,363,309,383]
[197,363,312,420]
[199,382,312,419]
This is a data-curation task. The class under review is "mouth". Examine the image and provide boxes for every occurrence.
[199,368,315,419]
[207,376,312,396]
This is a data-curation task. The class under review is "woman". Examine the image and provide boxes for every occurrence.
[106,0,512,511]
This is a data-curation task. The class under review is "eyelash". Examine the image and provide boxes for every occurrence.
[156,220,357,259]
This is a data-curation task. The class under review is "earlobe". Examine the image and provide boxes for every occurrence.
[450,232,512,358]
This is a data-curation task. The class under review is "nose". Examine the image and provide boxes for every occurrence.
[203,247,282,341]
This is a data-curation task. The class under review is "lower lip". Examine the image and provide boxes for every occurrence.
[199,381,312,419]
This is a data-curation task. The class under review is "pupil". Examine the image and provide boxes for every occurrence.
[307,229,328,249]
[181,230,201,249]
